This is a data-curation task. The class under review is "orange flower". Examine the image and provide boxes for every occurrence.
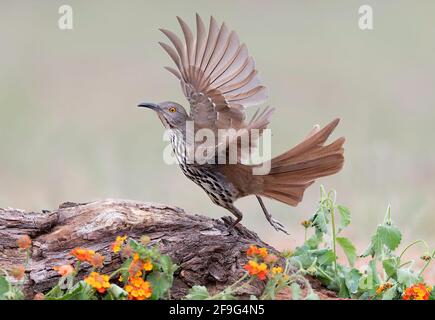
[376,282,393,295]
[17,235,32,250]
[125,277,152,300]
[403,283,432,300]
[143,259,153,271]
[10,266,25,280]
[244,260,268,280]
[246,245,268,259]
[53,264,75,277]
[89,253,105,268]
[84,272,111,294]
[70,247,95,262]
[111,235,127,253]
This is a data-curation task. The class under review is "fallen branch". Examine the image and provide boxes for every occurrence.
[0,199,336,299]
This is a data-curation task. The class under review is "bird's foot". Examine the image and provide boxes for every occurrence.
[266,216,289,235]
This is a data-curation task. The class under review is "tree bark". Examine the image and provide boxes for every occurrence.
[0,199,336,299]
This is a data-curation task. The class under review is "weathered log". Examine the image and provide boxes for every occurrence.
[0,199,336,299]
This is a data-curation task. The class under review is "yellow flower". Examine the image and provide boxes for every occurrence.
[271,266,283,275]
[84,272,111,293]
[301,220,311,228]
[125,277,152,300]
[244,260,268,280]
[111,235,127,253]
[143,259,153,271]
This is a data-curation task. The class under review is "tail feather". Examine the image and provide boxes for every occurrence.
[259,118,345,206]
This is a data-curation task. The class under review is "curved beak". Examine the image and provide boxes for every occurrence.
[137,102,160,111]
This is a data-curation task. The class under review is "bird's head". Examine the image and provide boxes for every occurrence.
[138,101,190,130]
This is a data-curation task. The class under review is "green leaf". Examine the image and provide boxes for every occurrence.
[311,208,329,234]
[344,268,362,294]
[305,230,323,249]
[337,205,351,233]
[46,281,96,300]
[382,285,398,300]
[305,292,320,300]
[361,232,382,258]
[336,237,357,266]
[217,293,237,300]
[147,271,172,300]
[369,260,381,286]
[377,225,401,251]
[358,260,380,296]
[185,286,210,300]
[397,269,419,287]
[316,249,336,266]
[0,276,10,299]
[159,255,178,274]
[290,283,301,300]
[382,257,399,279]
[361,224,402,258]
[107,284,128,300]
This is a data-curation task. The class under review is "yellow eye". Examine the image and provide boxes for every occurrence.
[168,107,177,113]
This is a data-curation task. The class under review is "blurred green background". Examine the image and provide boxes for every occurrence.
[0,1,434,269]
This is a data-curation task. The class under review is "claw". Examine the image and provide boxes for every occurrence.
[269,217,290,235]
[256,196,290,235]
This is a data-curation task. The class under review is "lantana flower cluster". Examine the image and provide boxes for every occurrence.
[243,245,283,280]
[402,283,432,300]
[111,236,154,300]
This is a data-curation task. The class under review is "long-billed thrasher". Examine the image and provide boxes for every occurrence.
[138,15,345,234]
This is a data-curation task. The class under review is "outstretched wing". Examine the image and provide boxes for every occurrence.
[159,14,273,161]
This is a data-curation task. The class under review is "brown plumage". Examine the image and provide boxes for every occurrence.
[138,15,345,233]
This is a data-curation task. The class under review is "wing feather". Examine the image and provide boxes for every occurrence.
[159,15,272,156]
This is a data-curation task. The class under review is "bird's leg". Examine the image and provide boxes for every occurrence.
[226,205,243,230]
[256,196,289,234]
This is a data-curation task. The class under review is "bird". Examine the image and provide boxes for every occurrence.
[138,14,345,234]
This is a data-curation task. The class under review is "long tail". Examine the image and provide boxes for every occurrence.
[258,118,345,206]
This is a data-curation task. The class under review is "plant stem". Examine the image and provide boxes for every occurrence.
[206,273,250,300]
[399,240,428,261]
[418,249,435,277]
[330,205,338,276]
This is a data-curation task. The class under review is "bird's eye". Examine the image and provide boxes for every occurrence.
[168,107,177,113]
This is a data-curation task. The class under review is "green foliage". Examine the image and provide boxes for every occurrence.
[1,186,433,301]
[290,187,434,300]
